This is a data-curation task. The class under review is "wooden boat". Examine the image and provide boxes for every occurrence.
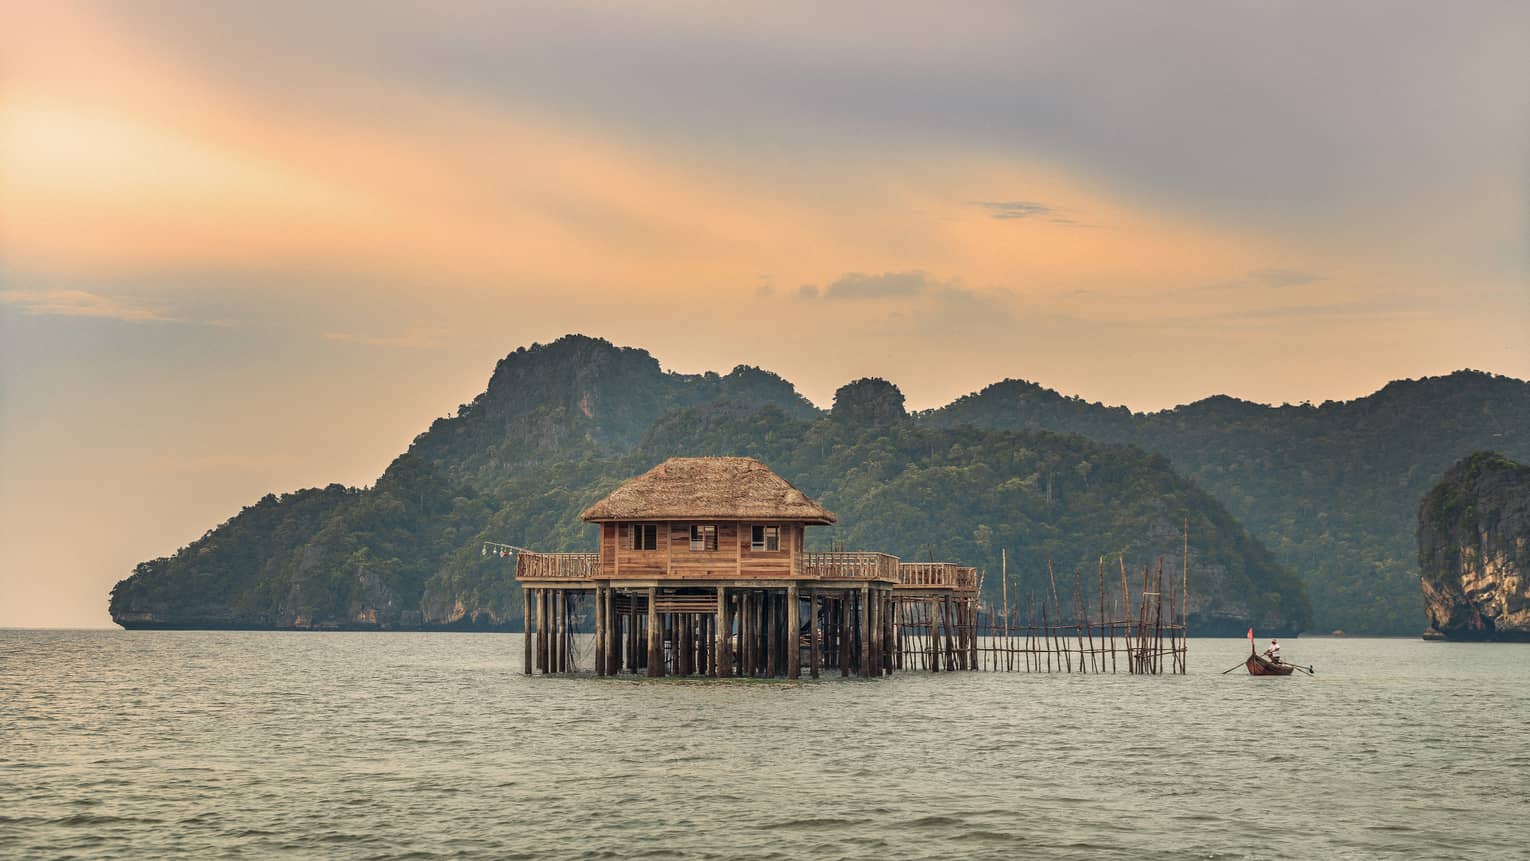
[1246,651,1295,676]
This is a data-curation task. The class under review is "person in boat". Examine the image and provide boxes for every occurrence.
[1262,638,1281,663]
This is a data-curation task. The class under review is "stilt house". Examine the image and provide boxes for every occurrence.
[513,456,986,678]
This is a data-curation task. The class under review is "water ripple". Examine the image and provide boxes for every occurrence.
[2,631,1527,860]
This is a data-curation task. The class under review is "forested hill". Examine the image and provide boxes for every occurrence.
[926,370,1530,634]
[109,335,1306,635]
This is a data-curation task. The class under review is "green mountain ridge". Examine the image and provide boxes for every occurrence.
[109,335,1309,635]
[925,369,1530,633]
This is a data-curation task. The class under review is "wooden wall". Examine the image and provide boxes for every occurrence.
[597,521,807,579]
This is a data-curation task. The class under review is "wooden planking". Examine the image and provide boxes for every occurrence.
[594,520,811,579]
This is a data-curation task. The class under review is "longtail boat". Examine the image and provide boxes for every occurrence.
[1246,650,1295,676]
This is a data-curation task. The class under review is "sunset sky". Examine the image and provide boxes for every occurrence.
[3,2,1528,626]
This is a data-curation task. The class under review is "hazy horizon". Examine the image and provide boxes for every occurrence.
[4,1,1529,627]
[2,337,1520,630]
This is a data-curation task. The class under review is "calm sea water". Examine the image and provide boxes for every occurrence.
[2,631,1527,860]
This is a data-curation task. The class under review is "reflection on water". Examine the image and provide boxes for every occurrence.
[1,631,1525,859]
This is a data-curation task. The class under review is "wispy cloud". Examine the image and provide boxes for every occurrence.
[1195,267,1328,293]
[0,289,179,322]
[973,200,1053,220]
[1248,267,1325,288]
[822,270,935,300]
[322,327,449,349]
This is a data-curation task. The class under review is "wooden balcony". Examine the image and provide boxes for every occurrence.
[899,561,981,591]
[955,566,979,592]
[515,551,599,581]
[803,551,900,582]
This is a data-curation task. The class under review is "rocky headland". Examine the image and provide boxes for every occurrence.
[1419,452,1530,641]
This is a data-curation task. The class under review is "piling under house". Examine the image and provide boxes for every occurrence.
[503,456,1186,678]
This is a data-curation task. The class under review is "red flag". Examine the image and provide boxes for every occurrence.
[1247,627,1254,643]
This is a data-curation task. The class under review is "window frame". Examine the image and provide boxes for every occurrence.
[627,523,658,551]
[689,524,718,552]
[750,524,781,552]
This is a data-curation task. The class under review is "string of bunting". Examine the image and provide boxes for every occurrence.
[481,541,527,559]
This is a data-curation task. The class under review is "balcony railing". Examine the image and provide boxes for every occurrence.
[515,551,599,580]
[803,551,900,582]
[955,566,979,591]
[898,562,958,587]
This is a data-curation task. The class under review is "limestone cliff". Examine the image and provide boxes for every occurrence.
[1419,452,1530,641]
[109,335,1310,634]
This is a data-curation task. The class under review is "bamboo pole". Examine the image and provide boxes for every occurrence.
[1001,549,1010,672]
[1182,518,1191,674]
[1137,564,1150,674]
[1154,562,1163,674]
[1075,570,1089,674]
[1047,560,1070,672]
[1097,558,1107,673]
[1118,557,1133,674]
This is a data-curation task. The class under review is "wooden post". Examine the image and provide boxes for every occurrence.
[1001,549,1010,672]
[882,591,892,676]
[559,590,569,673]
[602,590,615,675]
[944,596,958,671]
[522,586,532,676]
[881,590,893,675]
[1155,559,1166,675]
[924,596,936,669]
[740,591,752,677]
[676,611,689,676]
[715,586,728,678]
[592,586,604,676]
[766,590,779,677]
[1074,571,1089,674]
[551,590,562,673]
[1119,557,1133,674]
[628,595,640,674]
[844,596,856,675]
[1047,561,1069,672]
[608,592,619,675]
[787,584,801,679]
[855,586,868,677]
[646,587,660,677]
[1182,519,1190,675]
[535,589,547,674]
[808,589,820,679]
[963,599,973,671]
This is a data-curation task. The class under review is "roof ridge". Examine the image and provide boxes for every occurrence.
[580,457,835,524]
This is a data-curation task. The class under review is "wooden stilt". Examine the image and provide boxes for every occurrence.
[628,594,640,674]
[765,590,779,677]
[608,588,620,675]
[646,587,660,677]
[714,586,728,678]
[536,589,548,674]
[550,590,562,673]
[967,597,978,671]
[787,584,800,679]
[808,589,820,679]
[522,586,532,676]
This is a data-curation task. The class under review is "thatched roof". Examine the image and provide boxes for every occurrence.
[581,457,836,524]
